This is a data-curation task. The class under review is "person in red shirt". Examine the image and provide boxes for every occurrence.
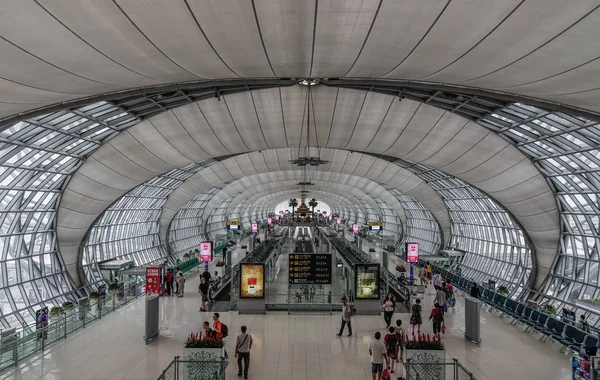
[165,269,174,296]
[429,303,445,338]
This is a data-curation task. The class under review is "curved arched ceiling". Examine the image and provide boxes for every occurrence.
[57,85,557,286]
[1,1,600,119]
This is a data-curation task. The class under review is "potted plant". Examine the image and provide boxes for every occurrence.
[404,333,445,380]
[215,260,225,267]
[88,292,100,315]
[369,247,376,252]
[443,262,451,268]
[62,301,74,311]
[497,285,509,295]
[183,332,225,380]
[542,304,557,316]
[396,264,406,273]
[193,248,199,258]
[109,283,119,294]
[183,252,191,260]
[49,306,63,319]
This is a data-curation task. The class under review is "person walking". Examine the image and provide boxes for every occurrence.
[434,286,446,309]
[174,267,181,295]
[394,319,404,363]
[369,331,388,380]
[198,278,209,312]
[165,268,174,296]
[429,303,445,338]
[235,325,253,379]
[418,267,427,287]
[177,272,185,297]
[213,313,228,358]
[303,286,309,302]
[336,297,352,337]
[384,327,400,374]
[409,299,422,335]
[309,286,315,302]
[425,262,432,281]
[382,293,396,328]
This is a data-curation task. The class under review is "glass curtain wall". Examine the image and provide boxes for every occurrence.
[392,190,441,256]
[477,103,600,324]
[80,162,217,285]
[395,161,533,297]
[0,101,138,329]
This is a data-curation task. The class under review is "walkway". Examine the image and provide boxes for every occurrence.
[3,234,572,380]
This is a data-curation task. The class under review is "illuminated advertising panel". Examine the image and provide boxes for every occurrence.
[199,241,213,261]
[251,223,258,233]
[240,263,265,298]
[355,264,381,299]
[267,217,272,225]
[336,218,342,225]
[406,242,419,263]
[352,223,359,234]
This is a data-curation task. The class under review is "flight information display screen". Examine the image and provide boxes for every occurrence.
[288,254,332,284]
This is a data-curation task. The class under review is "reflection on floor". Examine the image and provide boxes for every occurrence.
[3,234,572,380]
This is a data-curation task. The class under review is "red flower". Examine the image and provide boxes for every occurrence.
[427,334,431,342]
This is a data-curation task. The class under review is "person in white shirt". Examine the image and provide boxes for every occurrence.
[336,297,352,337]
[235,325,253,379]
[369,331,388,380]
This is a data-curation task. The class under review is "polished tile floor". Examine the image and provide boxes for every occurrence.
[3,236,573,380]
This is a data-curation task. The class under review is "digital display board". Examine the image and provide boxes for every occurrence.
[240,263,265,298]
[336,218,341,225]
[251,223,258,233]
[406,242,419,263]
[352,223,359,234]
[288,254,332,284]
[267,217,272,225]
[227,224,239,230]
[355,263,380,299]
[199,241,213,261]
[369,225,381,231]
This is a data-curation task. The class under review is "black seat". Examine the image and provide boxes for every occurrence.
[569,329,587,350]
[513,303,525,318]
[534,314,549,330]
[557,325,578,347]
[519,307,533,322]
[549,320,565,339]
[584,334,598,348]
[525,310,541,327]
[541,318,557,335]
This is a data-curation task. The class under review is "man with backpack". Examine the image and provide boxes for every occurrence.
[336,297,352,337]
[213,313,229,357]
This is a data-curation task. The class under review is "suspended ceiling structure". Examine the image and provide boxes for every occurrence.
[1,0,600,329]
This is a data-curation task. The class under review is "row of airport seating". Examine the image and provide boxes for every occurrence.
[427,262,597,354]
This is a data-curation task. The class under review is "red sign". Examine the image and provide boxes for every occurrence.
[199,241,213,261]
[252,223,258,233]
[267,217,272,225]
[146,267,160,295]
[336,218,341,225]
[352,224,359,234]
[407,243,419,263]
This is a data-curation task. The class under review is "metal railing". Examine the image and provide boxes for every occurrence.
[157,356,228,380]
[405,358,477,380]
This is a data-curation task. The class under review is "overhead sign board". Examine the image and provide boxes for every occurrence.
[226,220,241,226]
[288,254,332,284]
[368,221,383,226]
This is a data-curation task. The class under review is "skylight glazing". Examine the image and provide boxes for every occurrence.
[0,102,138,330]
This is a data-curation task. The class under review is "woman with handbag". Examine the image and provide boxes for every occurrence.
[429,303,445,339]
[382,293,396,328]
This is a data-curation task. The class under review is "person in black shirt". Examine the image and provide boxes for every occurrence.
[199,278,209,312]
[470,283,481,299]
[202,269,211,283]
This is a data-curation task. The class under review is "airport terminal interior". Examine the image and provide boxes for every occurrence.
[2,1,600,379]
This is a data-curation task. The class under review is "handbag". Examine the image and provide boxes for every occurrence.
[441,323,446,334]
[381,368,391,380]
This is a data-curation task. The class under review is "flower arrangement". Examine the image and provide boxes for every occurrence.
[396,264,407,272]
[215,260,225,267]
[184,332,225,349]
[404,333,444,350]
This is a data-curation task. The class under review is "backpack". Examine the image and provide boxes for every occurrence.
[220,323,228,338]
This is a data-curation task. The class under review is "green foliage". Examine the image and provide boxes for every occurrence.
[88,292,100,299]
[108,283,119,292]
[49,306,63,315]
[62,301,74,309]
[497,285,509,295]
